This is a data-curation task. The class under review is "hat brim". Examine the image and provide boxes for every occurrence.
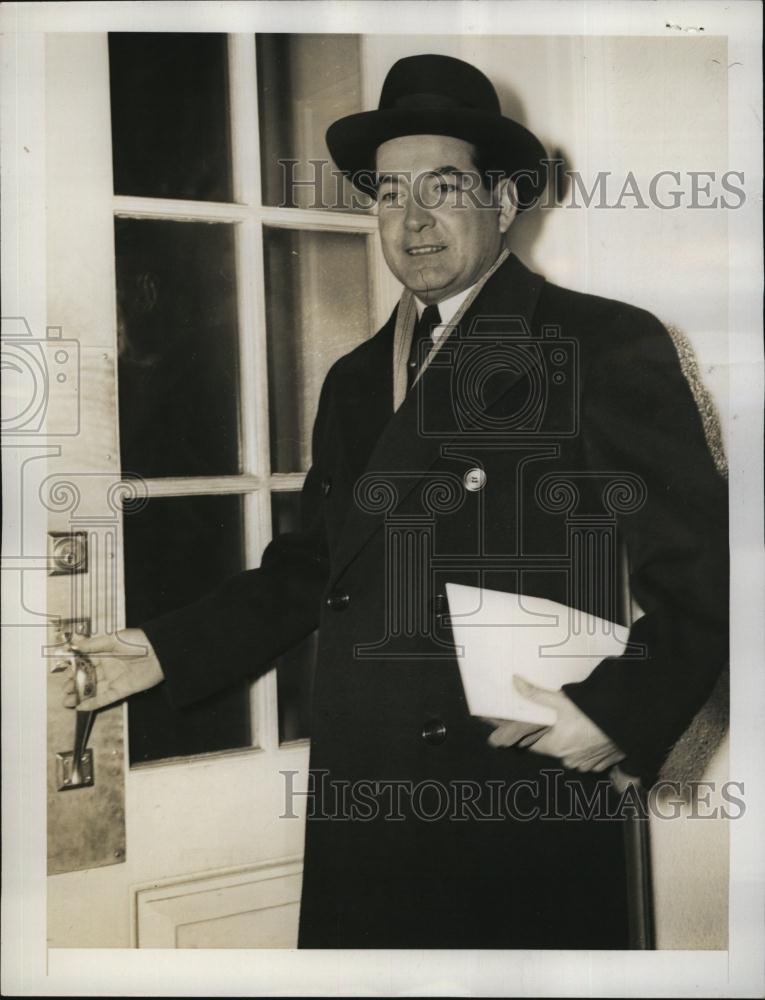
[326,108,548,207]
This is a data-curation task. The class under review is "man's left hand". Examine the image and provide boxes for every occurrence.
[486,675,626,773]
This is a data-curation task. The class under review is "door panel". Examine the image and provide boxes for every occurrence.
[45,31,128,877]
[45,31,377,947]
[134,859,302,948]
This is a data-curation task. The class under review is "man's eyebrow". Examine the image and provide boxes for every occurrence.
[376,165,472,187]
[431,165,470,178]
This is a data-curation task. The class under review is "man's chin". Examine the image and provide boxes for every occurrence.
[399,266,455,300]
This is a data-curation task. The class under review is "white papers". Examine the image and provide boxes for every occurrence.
[446,583,632,726]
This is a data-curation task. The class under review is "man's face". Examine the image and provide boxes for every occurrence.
[375,134,511,304]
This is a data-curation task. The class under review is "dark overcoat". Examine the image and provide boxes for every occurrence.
[144,252,729,949]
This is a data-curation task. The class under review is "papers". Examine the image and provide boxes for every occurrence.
[446,583,632,726]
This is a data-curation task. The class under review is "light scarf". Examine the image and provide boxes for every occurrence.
[391,248,511,411]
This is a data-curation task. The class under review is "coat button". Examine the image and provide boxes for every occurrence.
[421,718,447,746]
[326,591,350,612]
[321,477,332,497]
[463,467,486,492]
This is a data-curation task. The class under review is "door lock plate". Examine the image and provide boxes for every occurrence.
[56,749,94,790]
[48,531,88,575]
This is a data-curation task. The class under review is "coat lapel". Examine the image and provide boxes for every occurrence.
[329,252,546,585]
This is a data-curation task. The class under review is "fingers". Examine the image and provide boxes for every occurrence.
[513,675,561,708]
[61,674,77,709]
[61,678,99,711]
[489,721,550,748]
[562,746,625,773]
[523,731,554,756]
[591,750,626,773]
[61,667,95,709]
[75,694,103,712]
[562,748,601,770]
[69,634,116,654]
[517,728,547,748]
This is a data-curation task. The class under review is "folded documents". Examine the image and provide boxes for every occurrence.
[446,583,631,727]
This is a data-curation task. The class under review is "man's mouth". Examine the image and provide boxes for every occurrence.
[406,245,446,257]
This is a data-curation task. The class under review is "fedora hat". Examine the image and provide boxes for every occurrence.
[326,53,547,207]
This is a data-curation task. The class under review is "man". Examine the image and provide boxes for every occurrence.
[66,55,728,948]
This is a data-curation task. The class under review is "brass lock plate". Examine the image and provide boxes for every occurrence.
[48,531,88,575]
[56,749,94,790]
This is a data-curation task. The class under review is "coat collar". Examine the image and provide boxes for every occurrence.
[330,251,546,585]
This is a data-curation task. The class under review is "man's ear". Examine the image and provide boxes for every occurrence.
[497,177,519,234]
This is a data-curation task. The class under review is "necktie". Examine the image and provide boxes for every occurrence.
[407,303,441,391]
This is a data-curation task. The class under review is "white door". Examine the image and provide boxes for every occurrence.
[42,31,396,949]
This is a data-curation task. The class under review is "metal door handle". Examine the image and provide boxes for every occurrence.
[53,650,97,789]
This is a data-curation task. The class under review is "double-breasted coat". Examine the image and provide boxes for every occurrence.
[143,252,729,949]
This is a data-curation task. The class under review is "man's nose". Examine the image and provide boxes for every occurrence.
[403,192,433,231]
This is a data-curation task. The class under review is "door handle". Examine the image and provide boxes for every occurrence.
[52,649,97,790]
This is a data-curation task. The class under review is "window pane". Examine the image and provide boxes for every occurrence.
[264,227,371,473]
[256,34,370,211]
[109,32,233,202]
[116,218,241,479]
[271,491,316,743]
[123,494,250,764]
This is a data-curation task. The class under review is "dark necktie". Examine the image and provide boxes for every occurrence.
[407,303,441,391]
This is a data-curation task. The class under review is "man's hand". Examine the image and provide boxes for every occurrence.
[60,628,164,711]
[485,675,625,773]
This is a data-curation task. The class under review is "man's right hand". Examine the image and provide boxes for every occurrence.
[60,628,164,711]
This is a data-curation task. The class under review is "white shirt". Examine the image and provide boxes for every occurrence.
[413,285,475,343]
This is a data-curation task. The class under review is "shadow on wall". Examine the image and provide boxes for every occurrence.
[490,78,573,270]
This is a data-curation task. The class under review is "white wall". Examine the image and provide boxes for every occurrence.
[365,33,731,950]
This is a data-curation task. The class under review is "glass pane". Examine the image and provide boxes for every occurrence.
[108,32,233,202]
[271,491,316,743]
[115,218,241,479]
[256,34,371,212]
[264,228,371,473]
[123,494,250,764]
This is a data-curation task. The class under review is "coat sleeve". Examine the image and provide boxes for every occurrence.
[140,367,336,709]
[562,310,729,782]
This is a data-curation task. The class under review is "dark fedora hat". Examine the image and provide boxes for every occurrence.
[326,53,547,207]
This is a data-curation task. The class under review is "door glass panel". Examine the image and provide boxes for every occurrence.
[108,32,233,202]
[271,491,316,743]
[115,217,241,479]
[123,494,251,763]
[256,34,370,212]
[264,227,371,473]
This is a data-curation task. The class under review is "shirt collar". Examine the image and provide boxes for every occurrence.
[413,284,474,327]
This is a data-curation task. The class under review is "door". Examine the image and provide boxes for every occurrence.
[44,31,397,949]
